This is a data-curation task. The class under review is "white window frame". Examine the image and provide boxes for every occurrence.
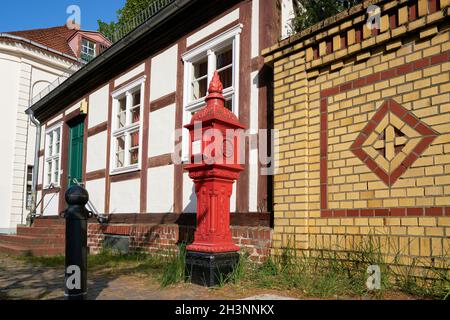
[81,38,97,60]
[110,76,146,175]
[44,122,63,189]
[181,24,243,161]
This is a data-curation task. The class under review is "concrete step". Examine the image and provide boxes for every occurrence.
[0,243,64,256]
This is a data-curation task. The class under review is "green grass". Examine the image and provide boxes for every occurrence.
[231,236,449,300]
[161,244,187,287]
[16,255,65,268]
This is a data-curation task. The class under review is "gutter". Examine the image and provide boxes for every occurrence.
[24,108,41,226]
[0,33,79,62]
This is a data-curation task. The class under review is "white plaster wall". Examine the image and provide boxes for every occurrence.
[88,84,109,128]
[35,191,42,215]
[86,131,107,173]
[42,193,59,216]
[47,114,63,127]
[147,165,174,213]
[150,45,178,101]
[114,63,145,87]
[109,179,140,214]
[186,9,240,47]
[38,157,44,184]
[31,67,59,92]
[183,172,196,213]
[65,101,81,115]
[231,183,237,213]
[148,104,176,157]
[183,173,237,213]
[0,56,20,230]
[85,178,105,214]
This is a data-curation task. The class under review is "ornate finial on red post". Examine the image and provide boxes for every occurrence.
[208,71,223,94]
[205,71,225,105]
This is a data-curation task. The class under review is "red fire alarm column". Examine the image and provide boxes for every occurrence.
[184,71,245,287]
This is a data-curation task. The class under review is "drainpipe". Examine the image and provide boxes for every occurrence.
[25,109,41,227]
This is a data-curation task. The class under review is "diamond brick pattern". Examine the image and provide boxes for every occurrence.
[351,99,438,186]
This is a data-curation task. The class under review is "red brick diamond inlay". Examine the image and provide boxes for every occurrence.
[350,99,438,186]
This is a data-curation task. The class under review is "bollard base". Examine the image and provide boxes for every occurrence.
[64,292,87,300]
[185,251,239,287]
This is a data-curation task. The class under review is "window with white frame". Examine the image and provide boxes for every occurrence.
[81,38,96,62]
[110,76,145,174]
[44,124,62,187]
[181,24,242,160]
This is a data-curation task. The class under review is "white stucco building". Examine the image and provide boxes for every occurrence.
[0,26,110,233]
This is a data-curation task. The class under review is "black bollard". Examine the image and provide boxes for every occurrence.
[64,185,90,300]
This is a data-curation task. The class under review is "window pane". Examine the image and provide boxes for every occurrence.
[132,91,141,107]
[192,58,208,101]
[131,91,141,123]
[53,159,59,184]
[47,161,52,185]
[48,133,53,156]
[116,136,125,168]
[218,66,232,90]
[117,97,127,128]
[54,129,60,155]
[192,78,208,101]
[224,99,233,111]
[217,46,233,90]
[216,46,232,69]
[193,58,208,79]
[129,131,140,165]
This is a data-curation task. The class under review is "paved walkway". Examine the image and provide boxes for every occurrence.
[0,255,297,300]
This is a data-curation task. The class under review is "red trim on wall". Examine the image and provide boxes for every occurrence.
[87,121,108,137]
[319,51,450,218]
[173,38,187,214]
[236,1,252,213]
[140,59,151,213]
[149,92,176,112]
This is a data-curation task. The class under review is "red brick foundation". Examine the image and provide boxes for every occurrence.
[88,223,272,263]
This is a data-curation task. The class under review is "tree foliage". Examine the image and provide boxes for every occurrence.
[291,0,363,32]
[98,0,158,41]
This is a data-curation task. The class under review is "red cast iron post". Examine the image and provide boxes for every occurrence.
[184,71,245,286]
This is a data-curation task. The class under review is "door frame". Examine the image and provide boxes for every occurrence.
[67,116,85,188]
[58,112,88,213]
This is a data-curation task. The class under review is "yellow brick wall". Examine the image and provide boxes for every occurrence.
[264,0,450,269]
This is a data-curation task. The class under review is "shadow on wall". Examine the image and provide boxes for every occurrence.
[184,185,197,213]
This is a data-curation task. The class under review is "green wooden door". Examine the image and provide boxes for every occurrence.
[68,119,84,187]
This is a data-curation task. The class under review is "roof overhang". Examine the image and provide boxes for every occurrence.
[27,0,242,122]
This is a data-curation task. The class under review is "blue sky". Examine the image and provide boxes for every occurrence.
[0,0,126,32]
